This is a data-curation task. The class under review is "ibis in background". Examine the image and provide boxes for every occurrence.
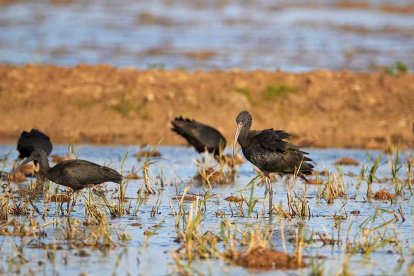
[171,116,226,158]
[17,128,53,173]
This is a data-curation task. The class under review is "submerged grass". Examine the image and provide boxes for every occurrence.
[193,151,236,186]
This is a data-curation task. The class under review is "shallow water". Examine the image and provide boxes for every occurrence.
[0,145,412,275]
[1,1,414,71]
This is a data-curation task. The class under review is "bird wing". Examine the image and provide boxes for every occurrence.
[255,129,293,153]
[171,117,226,152]
[247,129,313,177]
[52,160,104,185]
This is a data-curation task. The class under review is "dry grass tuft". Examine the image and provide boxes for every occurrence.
[307,178,323,185]
[193,166,235,184]
[224,195,244,203]
[136,150,161,161]
[234,247,306,269]
[171,194,198,201]
[125,172,141,180]
[45,194,71,203]
[334,157,360,166]
[51,155,72,163]
[6,171,26,183]
[17,164,36,176]
[374,189,396,200]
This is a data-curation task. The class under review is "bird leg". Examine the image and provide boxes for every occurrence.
[264,172,273,216]
[67,191,79,232]
[71,191,79,208]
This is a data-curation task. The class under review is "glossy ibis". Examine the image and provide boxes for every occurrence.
[17,129,53,159]
[17,129,53,173]
[171,116,226,157]
[233,111,314,215]
[15,149,122,192]
[14,149,123,225]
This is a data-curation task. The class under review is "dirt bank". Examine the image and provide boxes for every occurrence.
[0,64,413,149]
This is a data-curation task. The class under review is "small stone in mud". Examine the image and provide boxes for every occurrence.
[233,247,306,269]
[334,157,359,166]
[374,189,396,200]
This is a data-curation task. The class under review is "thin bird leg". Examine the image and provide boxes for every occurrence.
[67,191,79,231]
[66,190,71,214]
[67,192,74,232]
[71,191,79,208]
[265,173,273,216]
[263,174,269,211]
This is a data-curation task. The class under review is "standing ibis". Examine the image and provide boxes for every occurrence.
[233,111,314,215]
[171,116,226,158]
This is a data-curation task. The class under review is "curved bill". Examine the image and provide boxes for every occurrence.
[12,157,33,175]
[232,122,243,159]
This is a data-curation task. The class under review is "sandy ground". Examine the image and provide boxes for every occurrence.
[0,64,413,149]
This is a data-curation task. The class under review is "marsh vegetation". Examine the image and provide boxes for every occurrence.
[0,145,412,275]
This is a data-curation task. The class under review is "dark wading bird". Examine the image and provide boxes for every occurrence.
[171,116,226,158]
[15,150,122,192]
[17,129,53,172]
[14,149,123,222]
[233,111,314,215]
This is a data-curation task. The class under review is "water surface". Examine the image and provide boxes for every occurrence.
[1,1,414,71]
[0,145,412,275]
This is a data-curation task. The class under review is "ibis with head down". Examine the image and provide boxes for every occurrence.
[171,116,226,158]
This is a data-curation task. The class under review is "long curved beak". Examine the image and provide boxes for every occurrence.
[232,122,243,158]
[13,157,33,174]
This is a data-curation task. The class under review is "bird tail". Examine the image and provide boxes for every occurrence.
[298,156,314,182]
[171,117,194,135]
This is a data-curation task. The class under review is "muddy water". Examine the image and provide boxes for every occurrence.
[0,145,412,275]
[1,1,414,71]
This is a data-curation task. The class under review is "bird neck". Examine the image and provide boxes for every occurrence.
[237,126,250,147]
[37,157,51,176]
